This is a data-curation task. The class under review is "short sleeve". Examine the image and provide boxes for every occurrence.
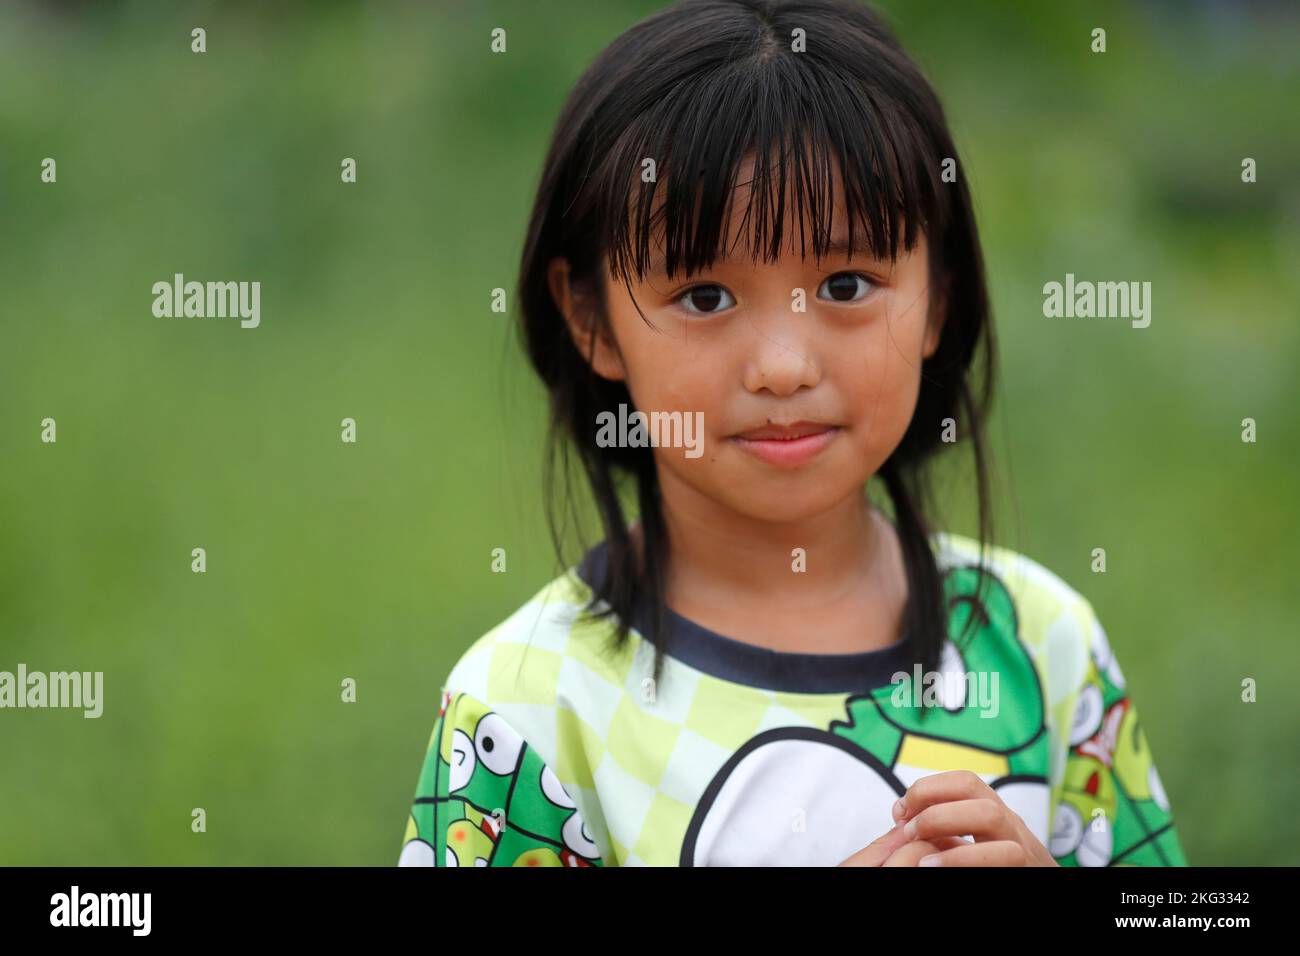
[398,689,604,867]
[1048,611,1188,866]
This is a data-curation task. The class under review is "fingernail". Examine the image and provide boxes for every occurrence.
[892,797,905,820]
[918,854,941,867]
[903,819,917,839]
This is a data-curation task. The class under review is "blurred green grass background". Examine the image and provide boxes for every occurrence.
[1,0,1296,865]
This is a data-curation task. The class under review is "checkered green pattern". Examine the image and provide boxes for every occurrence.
[442,569,858,865]
[429,531,1185,866]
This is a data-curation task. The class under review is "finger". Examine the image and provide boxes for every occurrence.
[881,838,944,867]
[917,840,1029,867]
[893,770,997,823]
[931,835,974,850]
[838,822,910,867]
[880,835,970,868]
[841,825,970,867]
[904,798,1018,844]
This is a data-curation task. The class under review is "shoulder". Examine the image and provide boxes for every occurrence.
[423,565,631,865]
[443,563,638,709]
[443,566,589,694]
[439,560,642,792]
[930,530,1108,704]
[930,529,1098,621]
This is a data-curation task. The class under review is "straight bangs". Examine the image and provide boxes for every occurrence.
[591,43,951,290]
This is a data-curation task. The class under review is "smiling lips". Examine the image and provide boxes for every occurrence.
[730,420,841,468]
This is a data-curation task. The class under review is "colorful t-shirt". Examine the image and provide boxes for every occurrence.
[399,531,1187,867]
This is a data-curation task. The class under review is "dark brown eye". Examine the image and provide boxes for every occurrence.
[680,284,734,315]
[819,273,872,302]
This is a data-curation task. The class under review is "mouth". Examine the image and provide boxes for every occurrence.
[730,421,841,468]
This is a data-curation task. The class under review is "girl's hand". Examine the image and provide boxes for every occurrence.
[890,770,1060,866]
[837,822,968,866]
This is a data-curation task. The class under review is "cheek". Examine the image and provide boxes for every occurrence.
[835,318,927,439]
[608,313,670,398]
[617,320,723,414]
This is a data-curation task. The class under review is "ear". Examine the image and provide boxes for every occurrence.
[921,274,951,360]
[548,257,627,381]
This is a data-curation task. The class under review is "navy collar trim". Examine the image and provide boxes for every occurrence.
[575,539,913,695]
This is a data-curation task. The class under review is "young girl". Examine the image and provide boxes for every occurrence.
[399,0,1187,867]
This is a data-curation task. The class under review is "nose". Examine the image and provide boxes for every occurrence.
[741,321,822,396]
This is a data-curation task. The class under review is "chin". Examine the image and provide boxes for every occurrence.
[723,486,854,525]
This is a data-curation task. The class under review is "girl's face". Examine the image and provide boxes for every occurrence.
[555,167,944,526]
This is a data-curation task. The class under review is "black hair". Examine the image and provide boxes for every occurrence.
[517,0,996,692]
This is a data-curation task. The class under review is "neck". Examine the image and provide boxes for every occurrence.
[652,464,893,615]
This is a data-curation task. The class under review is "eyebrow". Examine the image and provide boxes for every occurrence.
[643,237,880,276]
